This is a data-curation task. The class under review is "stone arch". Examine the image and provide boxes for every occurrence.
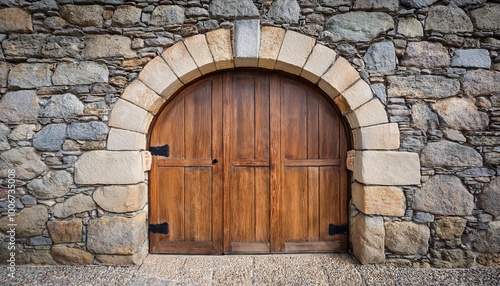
[77,21,421,264]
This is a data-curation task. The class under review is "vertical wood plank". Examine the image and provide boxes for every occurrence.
[307,92,319,159]
[255,75,270,159]
[255,168,270,242]
[307,167,320,241]
[282,79,307,159]
[283,167,308,241]
[232,75,255,159]
[318,99,339,159]
[211,74,224,253]
[319,166,338,241]
[222,72,233,252]
[158,167,185,241]
[269,73,282,252]
[185,81,212,159]
[185,167,212,241]
[230,167,255,243]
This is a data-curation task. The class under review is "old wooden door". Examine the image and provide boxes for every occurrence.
[149,70,348,254]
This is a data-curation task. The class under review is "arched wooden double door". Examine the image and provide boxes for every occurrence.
[149,70,349,254]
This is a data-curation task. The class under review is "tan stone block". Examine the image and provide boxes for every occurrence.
[301,44,337,84]
[352,123,400,150]
[319,57,360,98]
[121,80,165,114]
[47,219,83,243]
[350,213,385,264]
[142,150,152,171]
[353,151,421,185]
[93,183,147,213]
[0,8,33,33]
[108,99,153,134]
[385,221,430,255]
[345,98,388,128]
[258,26,286,69]
[433,217,467,240]
[51,246,94,265]
[96,244,148,265]
[275,31,315,75]
[53,193,96,218]
[107,128,147,151]
[206,29,234,70]
[352,182,406,216]
[74,150,144,185]
[335,79,373,114]
[138,56,183,98]
[162,41,201,84]
[183,34,217,74]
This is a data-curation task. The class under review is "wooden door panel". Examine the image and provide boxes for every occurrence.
[184,167,213,241]
[282,167,308,242]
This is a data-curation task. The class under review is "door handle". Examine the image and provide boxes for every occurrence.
[212,158,219,164]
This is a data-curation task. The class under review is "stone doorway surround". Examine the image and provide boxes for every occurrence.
[74,20,421,265]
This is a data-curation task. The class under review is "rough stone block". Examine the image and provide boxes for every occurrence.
[60,5,104,26]
[8,63,52,89]
[473,221,500,254]
[432,97,489,131]
[335,79,373,113]
[319,57,360,98]
[96,244,148,265]
[234,20,260,67]
[206,29,234,70]
[420,140,482,167]
[27,170,72,200]
[0,8,33,33]
[353,151,421,185]
[324,12,394,42]
[0,90,39,124]
[47,219,83,243]
[150,5,185,26]
[32,123,66,152]
[401,42,450,69]
[275,31,315,75]
[353,123,400,150]
[40,93,84,118]
[258,26,286,69]
[478,177,500,217]
[0,147,47,180]
[2,34,46,58]
[87,212,147,255]
[138,57,183,98]
[414,175,474,216]
[470,4,500,31]
[387,75,460,99]
[107,128,147,151]
[397,17,423,38]
[74,150,144,185]
[350,213,385,264]
[93,184,147,213]
[363,41,396,74]
[0,62,9,88]
[209,0,259,18]
[451,49,491,68]
[108,99,153,134]
[67,121,108,141]
[385,222,430,255]
[345,98,388,128]
[53,194,96,218]
[122,80,165,114]
[352,182,405,216]
[83,35,136,59]
[0,205,48,237]
[425,6,473,34]
[112,6,142,27]
[51,246,94,265]
[53,62,109,86]
[269,0,301,23]
[162,42,201,84]
[183,34,217,74]
[433,217,467,240]
[462,69,500,97]
[301,44,337,84]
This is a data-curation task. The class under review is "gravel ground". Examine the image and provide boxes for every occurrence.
[1,254,499,286]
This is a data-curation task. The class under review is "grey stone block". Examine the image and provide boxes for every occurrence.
[234,20,260,67]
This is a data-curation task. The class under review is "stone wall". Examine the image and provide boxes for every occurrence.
[0,0,498,267]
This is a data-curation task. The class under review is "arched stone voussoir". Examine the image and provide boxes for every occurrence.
[121,80,165,115]
[138,56,184,99]
[108,99,153,134]
[258,26,286,69]
[275,30,316,75]
[335,79,374,114]
[319,56,360,99]
[301,44,337,84]
[183,34,217,75]
[206,29,235,70]
[161,41,202,84]
[352,122,400,151]
[345,98,388,129]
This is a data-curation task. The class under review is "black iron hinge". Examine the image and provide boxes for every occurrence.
[329,224,348,236]
[149,222,169,234]
[150,144,169,157]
